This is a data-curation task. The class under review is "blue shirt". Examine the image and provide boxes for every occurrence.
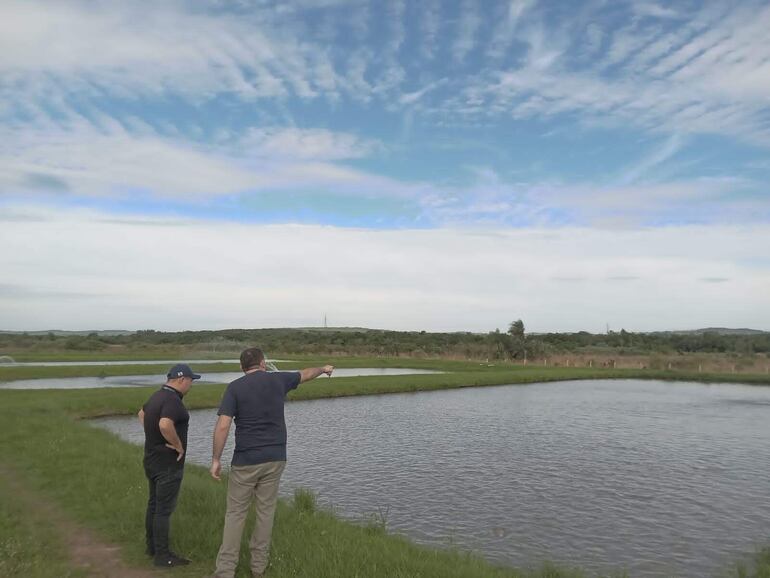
[217,370,301,466]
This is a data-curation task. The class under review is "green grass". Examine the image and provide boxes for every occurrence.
[732,548,770,578]
[1,363,769,577]
[0,474,85,578]
[4,354,769,386]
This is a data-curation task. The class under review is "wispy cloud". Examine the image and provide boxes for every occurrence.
[419,0,442,60]
[441,1,770,144]
[399,79,447,105]
[238,128,381,160]
[632,2,682,20]
[0,122,391,199]
[453,0,482,64]
[2,0,768,147]
[486,0,536,61]
[618,134,686,185]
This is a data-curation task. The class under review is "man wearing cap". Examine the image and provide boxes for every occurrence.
[209,348,334,578]
[138,363,200,568]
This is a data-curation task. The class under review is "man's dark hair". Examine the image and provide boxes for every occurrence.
[240,347,265,371]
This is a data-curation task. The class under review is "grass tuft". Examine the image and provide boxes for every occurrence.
[293,487,317,515]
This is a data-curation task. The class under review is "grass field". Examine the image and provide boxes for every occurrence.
[1,359,769,577]
[4,355,770,386]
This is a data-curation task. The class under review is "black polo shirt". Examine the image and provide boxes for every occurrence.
[218,371,301,466]
[143,385,189,471]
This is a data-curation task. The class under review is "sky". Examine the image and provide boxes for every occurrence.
[1,0,768,333]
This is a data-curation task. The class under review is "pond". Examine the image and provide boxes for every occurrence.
[0,367,442,389]
[92,379,770,578]
[0,359,240,367]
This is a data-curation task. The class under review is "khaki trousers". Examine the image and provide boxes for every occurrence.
[214,461,285,577]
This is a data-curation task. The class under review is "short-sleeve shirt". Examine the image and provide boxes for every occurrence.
[142,385,189,471]
[217,370,301,466]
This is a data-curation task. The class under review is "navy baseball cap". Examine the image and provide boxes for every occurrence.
[167,363,201,380]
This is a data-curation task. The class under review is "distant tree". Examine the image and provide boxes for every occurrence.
[508,320,525,339]
[506,319,526,359]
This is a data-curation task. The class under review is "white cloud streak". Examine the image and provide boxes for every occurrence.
[486,0,536,61]
[419,0,441,60]
[453,0,482,64]
[0,123,390,198]
[618,134,686,185]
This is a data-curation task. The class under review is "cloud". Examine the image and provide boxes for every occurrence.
[0,0,396,111]
[419,0,441,60]
[413,165,768,228]
[617,133,686,185]
[0,125,259,198]
[453,0,482,64]
[442,2,770,144]
[632,2,682,20]
[1,205,768,332]
[486,0,537,60]
[1,0,768,148]
[0,283,108,300]
[238,127,381,160]
[0,122,394,199]
[399,79,447,105]
[1,110,764,228]
[0,1,291,101]
[0,0,768,233]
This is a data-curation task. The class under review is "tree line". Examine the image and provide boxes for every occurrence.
[1,323,768,359]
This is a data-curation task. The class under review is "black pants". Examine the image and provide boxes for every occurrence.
[145,465,184,557]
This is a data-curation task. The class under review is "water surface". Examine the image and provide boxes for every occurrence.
[93,379,770,578]
[0,359,240,367]
[0,367,441,389]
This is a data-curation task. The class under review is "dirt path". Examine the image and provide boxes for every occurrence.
[0,464,157,578]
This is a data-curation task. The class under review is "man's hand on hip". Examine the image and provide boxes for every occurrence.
[166,443,184,461]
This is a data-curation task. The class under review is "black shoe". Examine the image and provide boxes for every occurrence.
[154,553,191,567]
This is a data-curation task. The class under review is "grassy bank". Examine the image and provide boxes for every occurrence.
[3,365,770,419]
[2,366,770,577]
[0,381,621,578]
[4,355,770,386]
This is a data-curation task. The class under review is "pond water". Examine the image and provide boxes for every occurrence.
[92,379,770,578]
[0,367,441,389]
[0,359,240,367]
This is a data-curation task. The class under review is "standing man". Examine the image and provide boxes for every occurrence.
[210,348,333,578]
[138,363,200,568]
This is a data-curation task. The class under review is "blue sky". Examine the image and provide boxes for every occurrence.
[0,0,768,331]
